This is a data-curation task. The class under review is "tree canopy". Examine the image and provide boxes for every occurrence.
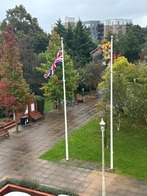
[78,61,105,92]
[0,5,49,95]
[99,56,147,127]
[37,30,79,104]
[0,25,32,131]
[54,19,97,69]
[113,25,147,62]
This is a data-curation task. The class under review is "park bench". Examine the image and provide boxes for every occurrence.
[30,112,44,122]
[0,120,16,138]
[0,127,9,138]
[3,120,16,131]
[76,94,83,103]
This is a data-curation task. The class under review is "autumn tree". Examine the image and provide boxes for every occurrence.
[0,5,49,95]
[37,30,79,106]
[0,24,32,132]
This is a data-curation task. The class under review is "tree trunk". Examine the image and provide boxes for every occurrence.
[14,110,19,132]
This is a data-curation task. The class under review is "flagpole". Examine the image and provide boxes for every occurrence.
[110,35,113,169]
[61,37,69,161]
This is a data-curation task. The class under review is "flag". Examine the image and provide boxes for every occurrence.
[44,47,62,78]
[90,46,103,61]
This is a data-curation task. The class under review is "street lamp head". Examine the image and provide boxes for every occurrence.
[99,118,106,132]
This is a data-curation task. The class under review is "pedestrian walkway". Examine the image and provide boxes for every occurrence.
[0,94,147,196]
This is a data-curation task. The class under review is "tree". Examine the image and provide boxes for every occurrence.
[114,25,146,63]
[37,30,79,106]
[0,5,49,95]
[117,31,140,62]
[18,33,46,95]
[78,61,105,92]
[99,57,133,130]
[54,19,97,69]
[125,64,147,124]
[0,4,49,53]
[99,56,147,129]
[54,19,66,39]
[0,24,32,132]
[72,20,96,69]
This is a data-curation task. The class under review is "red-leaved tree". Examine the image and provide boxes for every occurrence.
[0,24,32,132]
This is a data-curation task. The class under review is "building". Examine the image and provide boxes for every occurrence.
[65,17,76,28]
[82,20,104,40]
[103,19,132,38]
[82,19,132,40]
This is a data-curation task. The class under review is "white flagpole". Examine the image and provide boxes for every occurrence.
[110,35,113,169]
[61,37,69,161]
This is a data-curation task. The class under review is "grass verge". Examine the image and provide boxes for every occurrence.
[40,118,147,180]
[44,99,53,112]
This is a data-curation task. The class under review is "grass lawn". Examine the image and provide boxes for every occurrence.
[44,99,53,112]
[40,118,147,180]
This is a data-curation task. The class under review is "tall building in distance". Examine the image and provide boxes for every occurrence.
[103,19,132,38]
[82,20,104,40]
[82,19,132,40]
[65,17,76,28]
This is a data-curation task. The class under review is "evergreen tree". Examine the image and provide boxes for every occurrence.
[72,20,96,69]
[54,19,97,69]
[54,19,66,39]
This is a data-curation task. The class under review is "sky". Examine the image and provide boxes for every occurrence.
[0,0,147,33]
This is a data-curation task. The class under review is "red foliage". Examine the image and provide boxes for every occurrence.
[0,82,6,88]
[2,97,15,107]
[113,53,121,60]
[2,25,16,47]
[0,24,31,113]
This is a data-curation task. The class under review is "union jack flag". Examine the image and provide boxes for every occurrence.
[44,48,62,78]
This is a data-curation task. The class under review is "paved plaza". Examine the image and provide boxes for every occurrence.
[0,94,147,196]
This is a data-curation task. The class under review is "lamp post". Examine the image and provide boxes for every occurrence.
[99,118,106,196]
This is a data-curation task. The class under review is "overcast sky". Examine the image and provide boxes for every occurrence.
[0,0,147,33]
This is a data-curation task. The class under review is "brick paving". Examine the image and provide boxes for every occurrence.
[0,94,147,196]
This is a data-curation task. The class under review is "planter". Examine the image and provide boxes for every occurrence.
[0,184,55,196]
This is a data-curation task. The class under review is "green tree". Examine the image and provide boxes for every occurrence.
[54,19,96,69]
[78,61,105,92]
[99,57,133,130]
[117,31,140,62]
[73,20,96,69]
[125,64,147,124]
[38,30,79,106]
[0,24,32,132]
[0,5,49,94]
[129,25,146,45]
[54,19,66,39]
[99,56,147,129]
[18,33,46,95]
[114,25,146,62]
[0,4,49,53]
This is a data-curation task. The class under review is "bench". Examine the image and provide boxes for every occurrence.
[30,112,44,122]
[0,128,9,138]
[3,120,15,131]
[76,94,84,103]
